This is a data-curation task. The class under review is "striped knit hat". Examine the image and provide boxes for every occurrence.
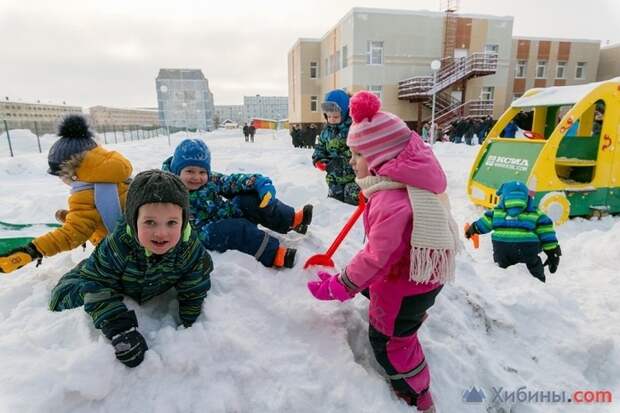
[347,91,412,170]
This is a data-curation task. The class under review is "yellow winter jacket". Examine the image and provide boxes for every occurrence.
[33,146,132,256]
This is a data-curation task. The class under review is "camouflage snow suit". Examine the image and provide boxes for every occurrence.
[312,117,360,206]
[162,157,296,267]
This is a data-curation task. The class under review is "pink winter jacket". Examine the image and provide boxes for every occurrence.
[344,132,447,295]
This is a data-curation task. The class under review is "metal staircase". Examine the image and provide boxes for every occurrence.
[398,52,498,126]
[399,53,498,99]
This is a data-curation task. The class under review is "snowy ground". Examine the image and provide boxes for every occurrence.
[0,129,618,413]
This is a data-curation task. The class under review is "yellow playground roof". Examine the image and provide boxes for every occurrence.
[511,77,620,108]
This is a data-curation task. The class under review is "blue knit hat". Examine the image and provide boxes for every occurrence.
[48,115,97,176]
[170,138,211,175]
[496,181,535,216]
[323,89,350,119]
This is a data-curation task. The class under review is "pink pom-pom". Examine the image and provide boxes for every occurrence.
[350,91,381,123]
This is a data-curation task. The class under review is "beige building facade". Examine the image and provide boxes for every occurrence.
[89,106,160,128]
[1,100,82,124]
[288,7,604,130]
[509,37,600,104]
[597,43,620,81]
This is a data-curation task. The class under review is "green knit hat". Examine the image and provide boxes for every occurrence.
[125,170,190,237]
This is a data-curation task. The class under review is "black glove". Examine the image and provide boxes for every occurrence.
[464,223,479,239]
[111,329,148,368]
[101,310,148,368]
[543,246,562,274]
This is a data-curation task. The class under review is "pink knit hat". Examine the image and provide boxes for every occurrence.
[347,91,412,170]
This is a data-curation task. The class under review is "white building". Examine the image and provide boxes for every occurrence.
[214,105,244,125]
[243,95,288,122]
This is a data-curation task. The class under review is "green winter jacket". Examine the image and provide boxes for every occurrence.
[473,181,559,251]
[56,219,213,330]
[312,118,356,187]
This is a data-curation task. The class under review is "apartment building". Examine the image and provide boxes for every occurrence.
[509,37,600,103]
[214,105,244,125]
[89,106,160,128]
[1,100,82,131]
[597,43,620,81]
[288,7,603,130]
[243,95,288,122]
[156,69,215,131]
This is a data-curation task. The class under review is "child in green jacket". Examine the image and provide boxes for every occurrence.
[49,170,213,368]
[465,180,561,282]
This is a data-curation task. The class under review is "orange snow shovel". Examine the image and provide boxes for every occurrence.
[464,223,479,249]
[304,193,367,269]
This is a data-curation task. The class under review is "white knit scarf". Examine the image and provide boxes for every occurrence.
[356,175,460,284]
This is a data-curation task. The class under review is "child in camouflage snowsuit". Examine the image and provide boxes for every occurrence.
[465,180,561,282]
[163,138,313,268]
[312,89,360,206]
[49,170,213,368]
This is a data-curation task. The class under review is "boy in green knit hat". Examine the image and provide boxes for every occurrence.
[49,170,213,368]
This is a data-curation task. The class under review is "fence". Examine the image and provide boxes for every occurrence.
[0,119,174,157]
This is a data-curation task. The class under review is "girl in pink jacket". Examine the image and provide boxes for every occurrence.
[307,91,458,412]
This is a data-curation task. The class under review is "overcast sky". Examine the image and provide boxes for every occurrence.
[1,0,618,109]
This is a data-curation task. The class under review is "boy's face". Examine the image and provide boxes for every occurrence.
[179,166,208,191]
[349,150,370,179]
[136,202,183,255]
[325,111,341,125]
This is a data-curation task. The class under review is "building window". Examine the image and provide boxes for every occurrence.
[335,50,341,72]
[555,61,567,79]
[367,41,384,65]
[484,44,499,54]
[310,96,318,112]
[310,62,319,79]
[513,93,523,101]
[324,58,328,76]
[536,61,547,79]
[481,86,495,101]
[368,85,383,101]
[575,62,586,79]
[342,45,348,68]
[515,60,527,78]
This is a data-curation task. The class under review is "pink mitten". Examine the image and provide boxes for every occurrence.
[307,271,353,302]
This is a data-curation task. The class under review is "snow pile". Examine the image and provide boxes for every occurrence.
[0,129,617,412]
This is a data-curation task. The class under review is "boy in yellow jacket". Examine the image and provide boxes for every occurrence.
[0,115,132,273]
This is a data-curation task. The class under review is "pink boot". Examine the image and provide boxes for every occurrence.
[417,390,434,412]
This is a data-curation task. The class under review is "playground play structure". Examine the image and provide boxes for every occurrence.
[250,118,289,130]
[467,78,620,224]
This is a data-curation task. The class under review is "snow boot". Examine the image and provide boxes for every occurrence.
[394,389,435,412]
[292,204,313,234]
[273,247,297,268]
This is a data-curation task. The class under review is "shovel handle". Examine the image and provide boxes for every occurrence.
[323,194,367,258]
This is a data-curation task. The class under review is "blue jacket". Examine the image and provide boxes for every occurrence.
[162,157,266,229]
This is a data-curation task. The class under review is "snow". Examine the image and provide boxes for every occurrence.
[0,129,618,413]
[511,78,620,108]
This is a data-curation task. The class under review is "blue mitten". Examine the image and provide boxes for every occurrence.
[255,176,276,208]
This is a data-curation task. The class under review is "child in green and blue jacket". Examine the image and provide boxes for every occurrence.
[163,139,313,269]
[465,181,561,282]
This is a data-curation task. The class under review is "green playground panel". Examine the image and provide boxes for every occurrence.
[0,237,35,255]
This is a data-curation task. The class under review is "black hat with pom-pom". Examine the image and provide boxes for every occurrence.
[47,114,97,176]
